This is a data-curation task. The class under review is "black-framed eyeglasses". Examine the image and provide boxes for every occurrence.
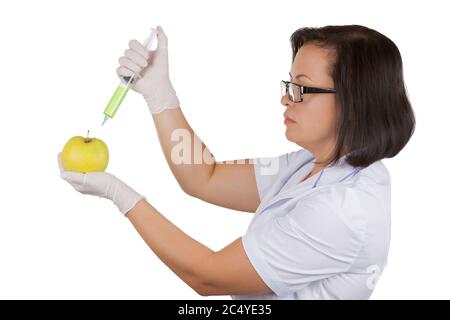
[281,80,336,103]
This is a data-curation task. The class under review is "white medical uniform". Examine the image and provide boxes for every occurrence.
[232,148,391,300]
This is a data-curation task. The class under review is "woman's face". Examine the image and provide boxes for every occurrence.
[281,43,338,158]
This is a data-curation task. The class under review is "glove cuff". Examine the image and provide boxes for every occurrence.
[108,178,146,216]
[143,83,181,114]
[121,195,146,217]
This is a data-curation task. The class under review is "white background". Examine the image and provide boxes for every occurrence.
[0,0,449,299]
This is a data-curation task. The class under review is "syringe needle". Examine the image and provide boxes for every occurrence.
[102,115,109,126]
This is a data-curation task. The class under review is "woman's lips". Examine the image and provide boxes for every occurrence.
[283,114,296,124]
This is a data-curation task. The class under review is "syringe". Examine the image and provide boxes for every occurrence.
[102,27,158,126]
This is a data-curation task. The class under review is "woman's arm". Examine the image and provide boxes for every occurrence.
[116,29,260,212]
[126,198,271,296]
[58,153,268,295]
[152,107,260,213]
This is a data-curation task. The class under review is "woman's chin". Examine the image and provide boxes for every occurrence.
[285,130,295,142]
[285,128,303,145]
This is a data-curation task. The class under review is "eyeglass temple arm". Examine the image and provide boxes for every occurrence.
[302,87,336,93]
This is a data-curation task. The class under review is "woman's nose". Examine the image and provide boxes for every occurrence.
[281,94,292,107]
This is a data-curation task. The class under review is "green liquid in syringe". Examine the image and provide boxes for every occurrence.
[102,84,130,125]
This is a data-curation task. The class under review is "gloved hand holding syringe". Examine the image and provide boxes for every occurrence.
[102,25,180,125]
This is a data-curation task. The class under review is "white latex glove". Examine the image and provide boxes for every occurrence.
[58,153,145,216]
[116,25,180,114]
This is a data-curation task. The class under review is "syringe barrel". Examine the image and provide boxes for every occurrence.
[104,83,130,119]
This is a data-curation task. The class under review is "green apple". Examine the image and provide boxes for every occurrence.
[61,132,109,173]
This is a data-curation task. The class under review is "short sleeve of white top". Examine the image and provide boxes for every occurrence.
[232,148,391,300]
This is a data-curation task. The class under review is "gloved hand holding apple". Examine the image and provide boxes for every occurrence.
[59,132,145,216]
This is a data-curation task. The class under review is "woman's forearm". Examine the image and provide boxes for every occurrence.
[126,198,214,295]
[151,107,216,196]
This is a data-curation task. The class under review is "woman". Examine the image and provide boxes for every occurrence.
[58,25,415,299]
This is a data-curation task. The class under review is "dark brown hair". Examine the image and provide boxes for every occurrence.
[290,25,415,168]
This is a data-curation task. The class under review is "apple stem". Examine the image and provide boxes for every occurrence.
[85,130,92,143]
